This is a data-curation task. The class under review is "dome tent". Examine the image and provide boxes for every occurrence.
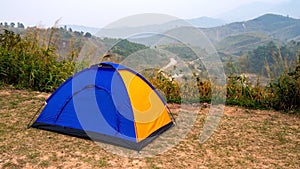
[31,62,174,151]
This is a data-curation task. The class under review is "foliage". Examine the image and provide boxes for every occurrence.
[246,41,299,75]
[226,74,268,109]
[223,44,299,112]
[0,28,74,92]
[216,32,270,54]
[267,53,300,111]
[84,32,92,38]
[0,26,300,113]
[193,73,212,102]
[111,39,148,57]
[141,69,181,103]
[162,45,198,61]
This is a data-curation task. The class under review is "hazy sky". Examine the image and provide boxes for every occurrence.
[0,0,297,28]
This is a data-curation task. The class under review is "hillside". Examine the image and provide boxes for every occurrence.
[186,17,226,28]
[203,14,300,42]
[0,89,299,168]
[64,25,100,35]
[93,14,300,58]
[215,32,272,54]
[203,14,300,55]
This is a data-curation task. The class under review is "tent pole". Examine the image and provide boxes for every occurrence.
[166,105,176,125]
[26,102,46,129]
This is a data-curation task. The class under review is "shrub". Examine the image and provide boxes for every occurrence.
[0,28,74,92]
[226,74,266,109]
[142,69,182,103]
[268,53,300,111]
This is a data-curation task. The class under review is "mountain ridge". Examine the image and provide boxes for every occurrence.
[66,13,300,42]
[65,13,300,56]
[203,13,300,41]
[198,13,300,55]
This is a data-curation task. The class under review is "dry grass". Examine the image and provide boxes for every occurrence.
[0,89,299,168]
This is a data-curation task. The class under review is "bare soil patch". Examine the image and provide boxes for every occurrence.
[0,89,299,168]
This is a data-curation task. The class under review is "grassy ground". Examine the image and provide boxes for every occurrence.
[0,88,299,168]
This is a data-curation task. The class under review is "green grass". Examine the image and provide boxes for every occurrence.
[97,159,108,167]
[38,160,50,167]
[2,162,18,169]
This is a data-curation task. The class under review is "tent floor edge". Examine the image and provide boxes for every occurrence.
[31,122,139,151]
[136,121,174,150]
[31,121,174,151]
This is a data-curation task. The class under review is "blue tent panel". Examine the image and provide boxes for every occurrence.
[33,66,137,142]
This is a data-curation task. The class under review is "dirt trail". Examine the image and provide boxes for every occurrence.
[161,58,177,71]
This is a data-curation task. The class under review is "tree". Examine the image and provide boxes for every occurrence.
[73,31,82,37]
[10,22,15,28]
[84,32,92,38]
[4,22,8,28]
[17,22,25,29]
[0,29,21,50]
[63,31,72,38]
